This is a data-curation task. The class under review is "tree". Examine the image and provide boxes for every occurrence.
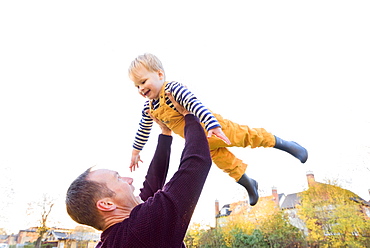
[185,223,227,248]
[184,223,203,247]
[298,180,370,247]
[228,228,269,248]
[198,227,227,248]
[215,198,273,247]
[218,201,257,247]
[27,194,55,248]
[259,211,305,247]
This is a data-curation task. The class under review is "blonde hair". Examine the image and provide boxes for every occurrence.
[128,53,165,81]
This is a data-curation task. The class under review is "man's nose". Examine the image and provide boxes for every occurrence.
[122,177,133,184]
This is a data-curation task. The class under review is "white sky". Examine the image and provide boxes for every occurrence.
[1,1,369,234]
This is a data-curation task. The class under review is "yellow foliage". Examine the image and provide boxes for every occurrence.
[298,181,370,246]
[186,223,203,246]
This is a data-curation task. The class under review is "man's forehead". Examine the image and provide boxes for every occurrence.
[88,169,116,181]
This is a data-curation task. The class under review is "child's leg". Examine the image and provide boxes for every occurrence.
[210,147,246,180]
[211,113,308,163]
[210,148,259,206]
[210,113,276,149]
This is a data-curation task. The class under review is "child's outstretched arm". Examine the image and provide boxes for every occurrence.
[131,102,154,171]
[167,82,231,145]
[130,110,173,172]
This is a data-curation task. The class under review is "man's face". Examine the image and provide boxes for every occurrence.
[131,66,165,100]
[88,169,142,208]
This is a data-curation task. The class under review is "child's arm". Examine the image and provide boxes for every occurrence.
[131,102,153,171]
[168,82,231,145]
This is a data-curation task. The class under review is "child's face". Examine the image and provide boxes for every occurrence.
[131,66,165,100]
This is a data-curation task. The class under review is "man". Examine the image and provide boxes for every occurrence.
[65,94,212,247]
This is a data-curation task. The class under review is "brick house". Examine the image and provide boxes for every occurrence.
[43,229,100,248]
[215,171,370,233]
[2,227,99,248]
[17,228,39,245]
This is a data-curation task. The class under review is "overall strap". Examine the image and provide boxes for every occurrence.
[159,81,169,105]
[149,81,169,111]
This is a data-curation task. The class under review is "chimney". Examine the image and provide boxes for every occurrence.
[306,171,315,187]
[215,199,220,228]
[272,187,279,206]
[215,199,220,216]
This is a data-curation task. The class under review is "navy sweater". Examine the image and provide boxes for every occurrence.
[96,114,212,248]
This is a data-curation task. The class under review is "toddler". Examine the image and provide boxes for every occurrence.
[128,53,308,206]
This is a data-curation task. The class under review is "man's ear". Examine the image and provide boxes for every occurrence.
[96,198,117,212]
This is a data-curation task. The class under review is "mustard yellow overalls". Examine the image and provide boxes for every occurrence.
[150,82,276,181]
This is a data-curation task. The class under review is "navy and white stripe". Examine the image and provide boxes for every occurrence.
[132,106,153,150]
[133,81,221,150]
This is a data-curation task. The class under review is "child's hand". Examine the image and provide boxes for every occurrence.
[208,127,231,145]
[130,149,143,172]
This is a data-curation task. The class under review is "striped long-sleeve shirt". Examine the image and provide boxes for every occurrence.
[133,81,221,150]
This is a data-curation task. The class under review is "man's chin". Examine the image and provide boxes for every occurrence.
[135,196,144,204]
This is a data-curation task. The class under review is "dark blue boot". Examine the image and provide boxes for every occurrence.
[274,136,308,163]
[237,174,259,206]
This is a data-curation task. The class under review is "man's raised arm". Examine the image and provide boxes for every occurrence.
[139,134,172,201]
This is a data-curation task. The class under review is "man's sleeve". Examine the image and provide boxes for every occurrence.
[163,114,212,220]
[128,115,212,247]
[139,134,172,201]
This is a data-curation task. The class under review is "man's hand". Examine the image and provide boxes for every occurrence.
[130,149,143,172]
[166,92,191,116]
[147,110,172,136]
[207,127,231,145]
